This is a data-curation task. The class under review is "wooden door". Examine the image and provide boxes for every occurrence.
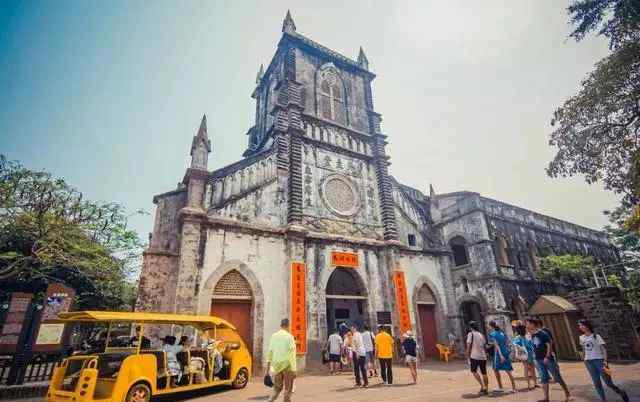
[418,304,438,358]
[211,300,252,353]
[541,313,579,360]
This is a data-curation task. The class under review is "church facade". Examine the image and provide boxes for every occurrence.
[137,12,619,369]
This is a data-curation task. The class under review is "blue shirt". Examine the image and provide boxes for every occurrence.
[531,329,553,360]
[402,337,417,357]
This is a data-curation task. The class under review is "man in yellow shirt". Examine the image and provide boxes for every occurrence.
[375,325,394,385]
[266,318,297,402]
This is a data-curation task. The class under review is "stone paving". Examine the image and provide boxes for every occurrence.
[7,361,639,402]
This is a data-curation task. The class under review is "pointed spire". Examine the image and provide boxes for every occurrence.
[357,46,369,70]
[190,114,211,170]
[429,184,438,208]
[282,10,296,33]
[197,114,207,139]
[256,64,264,85]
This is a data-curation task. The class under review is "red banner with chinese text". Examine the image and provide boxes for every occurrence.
[393,271,412,333]
[330,251,359,268]
[290,262,307,354]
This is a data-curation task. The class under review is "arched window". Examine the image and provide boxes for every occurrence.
[449,236,469,266]
[496,235,510,266]
[318,68,346,124]
[461,277,469,293]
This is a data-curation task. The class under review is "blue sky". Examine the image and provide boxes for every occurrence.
[0,1,619,241]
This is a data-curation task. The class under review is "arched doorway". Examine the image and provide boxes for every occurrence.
[210,270,254,354]
[325,268,368,333]
[415,284,438,358]
[460,300,485,334]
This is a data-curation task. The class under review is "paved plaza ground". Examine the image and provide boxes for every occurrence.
[166,360,640,402]
[7,360,639,402]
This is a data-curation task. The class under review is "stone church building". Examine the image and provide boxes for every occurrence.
[137,12,619,369]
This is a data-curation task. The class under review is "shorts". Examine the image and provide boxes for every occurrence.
[405,355,418,364]
[329,353,341,363]
[535,358,565,385]
[470,358,487,375]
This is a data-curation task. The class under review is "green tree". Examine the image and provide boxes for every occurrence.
[0,155,145,310]
[547,40,640,209]
[538,253,596,284]
[607,273,623,288]
[567,0,640,49]
[627,270,640,306]
[548,1,640,229]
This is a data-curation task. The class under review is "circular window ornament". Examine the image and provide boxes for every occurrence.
[320,174,361,217]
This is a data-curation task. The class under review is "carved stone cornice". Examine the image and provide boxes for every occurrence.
[182,167,209,184]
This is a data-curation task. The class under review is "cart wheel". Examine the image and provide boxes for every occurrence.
[125,383,151,402]
[232,368,249,389]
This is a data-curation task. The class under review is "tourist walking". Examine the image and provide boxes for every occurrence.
[266,318,297,402]
[488,321,516,393]
[342,330,353,369]
[465,321,489,396]
[361,325,378,377]
[375,326,394,385]
[512,323,537,390]
[525,317,571,402]
[351,325,368,387]
[578,319,629,402]
[326,329,342,374]
[401,331,418,384]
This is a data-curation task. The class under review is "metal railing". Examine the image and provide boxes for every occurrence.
[0,352,62,386]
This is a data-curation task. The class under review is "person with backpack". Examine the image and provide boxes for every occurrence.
[525,317,571,402]
[512,323,537,390]
[487,321,516,393]
[578,319,629,402]
[401,331,418,384]
[361,325,378,378]
[465,321,489,396]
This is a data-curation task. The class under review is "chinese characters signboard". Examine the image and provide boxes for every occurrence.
[35,324,65,345]
[290,262,307,355]
[330,251,359,268]
[34,283,75,352]
[392,271,412,333]
[0,292,32,353]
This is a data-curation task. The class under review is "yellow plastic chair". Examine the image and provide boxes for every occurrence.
[436,344,452,362]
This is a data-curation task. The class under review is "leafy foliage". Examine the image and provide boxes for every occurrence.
[567,0,640,49]
[627,270,640,305]
[549,2,640,229]
[0,155,145,310]
[547,40,640,208]
[537,253,596,283]
[604,204,640,262]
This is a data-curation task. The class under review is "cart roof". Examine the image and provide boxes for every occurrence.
[49,311,236,331]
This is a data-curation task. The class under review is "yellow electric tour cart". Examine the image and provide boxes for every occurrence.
[45,311,252,402]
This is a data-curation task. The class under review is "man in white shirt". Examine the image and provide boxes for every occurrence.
[326,329,343,374]
[361,325,378,377]
[465,321,489,396]
[351,324,369,387]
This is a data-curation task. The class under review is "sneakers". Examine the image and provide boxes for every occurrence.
[621,390,629,402]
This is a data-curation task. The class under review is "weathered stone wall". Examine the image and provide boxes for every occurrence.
[295,48,370,133]
[399,251,454,345]
[209,179,285,227]
[566,287,639,359]
[197,226,289,368]
[393,186,428,249]
[299,141,382,239]
[149,190,186,252]
[136,252,179,313]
